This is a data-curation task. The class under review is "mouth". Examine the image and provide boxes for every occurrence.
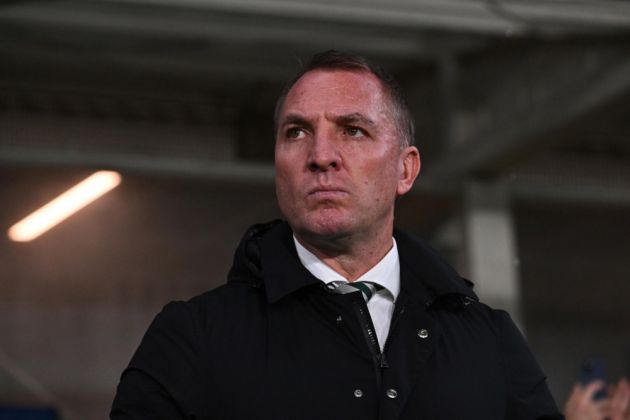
[307,187,348,199]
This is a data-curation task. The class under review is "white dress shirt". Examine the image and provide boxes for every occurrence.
[293,237,400,351]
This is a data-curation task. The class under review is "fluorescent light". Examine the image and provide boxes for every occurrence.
[8,171,122,242]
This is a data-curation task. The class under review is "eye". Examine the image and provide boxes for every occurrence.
[286,127,306,139]
[344,126,365,137]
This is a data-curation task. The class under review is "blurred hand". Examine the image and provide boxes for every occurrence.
[564,381,610,420]
[609,378,630,420]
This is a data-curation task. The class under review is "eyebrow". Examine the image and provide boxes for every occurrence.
[279,112,376,129]
[333,113,376,128]
[279,114,312,130]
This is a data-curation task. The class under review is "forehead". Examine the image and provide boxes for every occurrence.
[280,69,390,117]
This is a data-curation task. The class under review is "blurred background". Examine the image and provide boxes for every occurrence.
[1,0,629,418]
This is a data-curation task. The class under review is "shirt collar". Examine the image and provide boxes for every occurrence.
[293,236,400,300]
[246,220,476,305]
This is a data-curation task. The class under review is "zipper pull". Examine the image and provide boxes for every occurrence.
[379,353,390,369]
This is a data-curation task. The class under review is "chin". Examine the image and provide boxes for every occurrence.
[293,212,354,241]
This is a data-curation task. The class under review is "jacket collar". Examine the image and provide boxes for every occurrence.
[394,228,478,307]
[226,220,322,303]
[228,220,477,306]
[260,221,323,303]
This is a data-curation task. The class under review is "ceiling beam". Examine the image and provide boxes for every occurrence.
[99,0,630,33]
[0,0,625,40]
[512,180,630,206]
[0,0,516,35]
[0,145,275,183]
[2,143,629,206]
[427,45,630,179]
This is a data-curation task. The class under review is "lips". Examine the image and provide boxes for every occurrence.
[307,187,348,199]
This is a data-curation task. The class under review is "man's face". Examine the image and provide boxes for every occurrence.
[274,69,419,243]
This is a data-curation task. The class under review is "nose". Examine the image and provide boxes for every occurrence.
[307,130,341,172]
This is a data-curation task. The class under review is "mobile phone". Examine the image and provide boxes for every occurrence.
[580,357,607,401]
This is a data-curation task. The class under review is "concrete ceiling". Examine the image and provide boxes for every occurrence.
[0,0,629,198]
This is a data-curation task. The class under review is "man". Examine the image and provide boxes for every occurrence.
[111,50,563,419]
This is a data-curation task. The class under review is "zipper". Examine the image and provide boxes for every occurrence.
[352,299,388,391]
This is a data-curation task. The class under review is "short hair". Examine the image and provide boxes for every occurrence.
[274,50,415,147]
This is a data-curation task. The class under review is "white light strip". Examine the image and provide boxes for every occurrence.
[8,171,122,242]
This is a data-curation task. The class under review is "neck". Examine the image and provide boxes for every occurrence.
[295,227,394,281]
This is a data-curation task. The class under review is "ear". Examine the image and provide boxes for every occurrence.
[397,146,421,196]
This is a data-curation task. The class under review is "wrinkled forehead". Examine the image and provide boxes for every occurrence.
[279,69,392,120]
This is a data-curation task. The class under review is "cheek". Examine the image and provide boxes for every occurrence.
[360,159,401,197]
[274,173,292,202]
[275,160,303,202]
[275,149,293,174]
[275,146,304,177]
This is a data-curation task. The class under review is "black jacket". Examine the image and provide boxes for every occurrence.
[111,220,562,420]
